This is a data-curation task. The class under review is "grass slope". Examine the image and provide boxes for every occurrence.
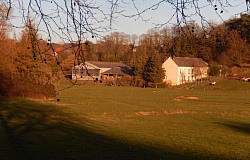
[0,80,249,160]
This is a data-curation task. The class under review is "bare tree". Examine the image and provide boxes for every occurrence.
[192,66,208,86]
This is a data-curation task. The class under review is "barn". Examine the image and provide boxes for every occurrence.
[72,61,134,80]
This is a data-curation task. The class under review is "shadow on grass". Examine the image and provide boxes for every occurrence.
[215,121,250,135]
[0,97,226,160]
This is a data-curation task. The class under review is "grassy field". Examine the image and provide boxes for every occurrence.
[0,80,249,160]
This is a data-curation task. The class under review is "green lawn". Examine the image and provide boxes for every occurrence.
[0,80,249,160]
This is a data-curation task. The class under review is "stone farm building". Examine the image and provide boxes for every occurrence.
[72,61,134,81]
[162,57,209,86]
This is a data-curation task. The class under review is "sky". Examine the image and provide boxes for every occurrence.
[9,0,249,43]
[112,0,248,35]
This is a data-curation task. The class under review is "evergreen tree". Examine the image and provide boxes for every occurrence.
[142,56,165,87]
[226,14,250,43]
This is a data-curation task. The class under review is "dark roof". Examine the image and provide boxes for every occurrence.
[172,57,208,67]
[87,61,127,68]
[102,66,134,76]
[239,63,250,68]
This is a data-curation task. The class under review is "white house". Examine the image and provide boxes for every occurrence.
[162,57,209,86]
[72,61,134,80]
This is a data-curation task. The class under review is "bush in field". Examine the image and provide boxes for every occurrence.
[9,80,56,99]
[209,66,220,76]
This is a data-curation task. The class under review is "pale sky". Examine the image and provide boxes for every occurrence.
[112,0,248,35]
[9,0,248,43]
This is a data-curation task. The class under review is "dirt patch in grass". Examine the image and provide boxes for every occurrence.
[135,110,250,117]
[174,96,199,101]
[38,101,73,106]
[219,111,250,117]
[135,110,197,116]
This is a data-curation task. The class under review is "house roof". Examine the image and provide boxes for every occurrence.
[172,57,208,67]
[74,61,134,76]
[86,61,128,68]
[102,66,134,76]
[239,63,250,68]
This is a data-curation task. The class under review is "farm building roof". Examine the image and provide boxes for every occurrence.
[239,63,250,68]
[102,66,134,76]
[82,61,134,76]
[86,61,128,68]
[173,57,208,67]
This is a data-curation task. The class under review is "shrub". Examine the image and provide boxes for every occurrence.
[209,66,220,76]
[9,79,56,99]
[0,75,56,100]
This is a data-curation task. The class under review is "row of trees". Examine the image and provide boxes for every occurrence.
[90,14,250,67]
[59,14,250,86]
